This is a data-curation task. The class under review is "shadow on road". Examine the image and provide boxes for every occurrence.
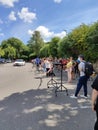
[0,86,94,130]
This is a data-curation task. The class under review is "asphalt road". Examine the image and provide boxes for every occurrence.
[0,63,96,130]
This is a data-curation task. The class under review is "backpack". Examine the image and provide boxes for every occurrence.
[84,62,94,77]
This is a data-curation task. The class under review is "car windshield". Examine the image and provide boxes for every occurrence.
[16,59,24,62]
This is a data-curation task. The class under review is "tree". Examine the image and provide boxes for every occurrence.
[1,37,26,59]
[49,37,60,58]
[58,36,71,58]
[3,46,16,59]
[7,37,25,58]
[68,24,89,53]
[0,47,5,57]
[39,43,50,57]
[28,31,44,56]
[85,22,98,61]
[0,40,8,48]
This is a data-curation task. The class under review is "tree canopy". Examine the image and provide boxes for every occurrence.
[0,21,98,62]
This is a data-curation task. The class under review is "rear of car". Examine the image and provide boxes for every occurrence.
[13,59,25,66]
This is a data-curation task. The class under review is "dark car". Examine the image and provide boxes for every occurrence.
[0,58,6,64]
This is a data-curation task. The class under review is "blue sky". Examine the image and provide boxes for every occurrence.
[0,0,98,44]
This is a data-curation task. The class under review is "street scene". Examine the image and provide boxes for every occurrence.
[0,63,95,130]
[0,0,98,130]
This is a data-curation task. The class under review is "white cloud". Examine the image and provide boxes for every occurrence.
[36,26,54,38]
[54,31,67,38]
[28,26,54,39]
[28,29,33,36]
[18,7,36,23]
[54,0,62,3]
[0,0,18,7]
[28,26,66,41]
[0,32,4,36]
[8,11,16,21]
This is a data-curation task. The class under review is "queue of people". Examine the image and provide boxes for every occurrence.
[32,55,95,99]
[32,55,88,83]
[32,55,97,130]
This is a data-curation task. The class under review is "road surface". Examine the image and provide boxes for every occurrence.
[0,63,96,130]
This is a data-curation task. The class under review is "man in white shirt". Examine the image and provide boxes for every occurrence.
[71,55,89,98]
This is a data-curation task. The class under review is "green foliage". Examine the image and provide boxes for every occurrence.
[39,43,50,57]
[1,37,28,60]
[3,46,16,59]
[68,24,89,53]
[0,47,5,57]
[49,37,60,58]
[29,53,37,59]
[1,40,8,48]
[85,22,98,61]
[59,23,98,62]
[58,37,69,57]
[28,31,44,56]
[21,55,28,61]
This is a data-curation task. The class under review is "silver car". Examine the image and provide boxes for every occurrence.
[13,59,25,66]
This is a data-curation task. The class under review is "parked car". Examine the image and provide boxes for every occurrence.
[0,58,6,64]
[13,59,25,66]
[6,59,12,63]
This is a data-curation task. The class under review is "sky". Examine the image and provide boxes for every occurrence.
[0,0,98,44]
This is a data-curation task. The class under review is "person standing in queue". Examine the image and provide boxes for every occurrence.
[70,54,89,98]
[35,57,41,71]
[91,74,98,130]
[66,57,73,83]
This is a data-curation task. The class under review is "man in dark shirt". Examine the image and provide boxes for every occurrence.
[91,75,98,130]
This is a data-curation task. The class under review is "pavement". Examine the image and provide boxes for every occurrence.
[0,63,96,130]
